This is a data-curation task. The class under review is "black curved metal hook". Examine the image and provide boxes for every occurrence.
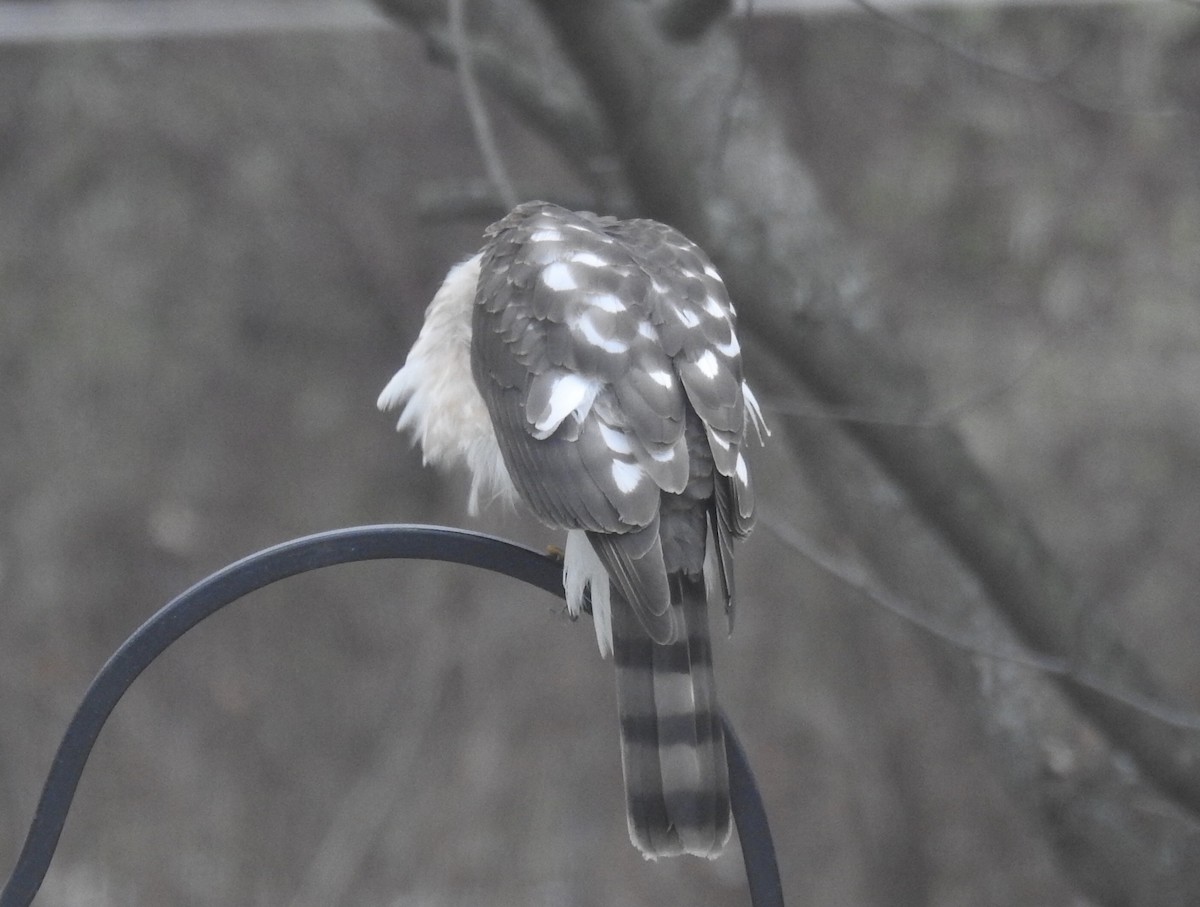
[0,524,783,907]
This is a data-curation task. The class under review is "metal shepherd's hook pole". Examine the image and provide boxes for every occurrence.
[0,524,783,907]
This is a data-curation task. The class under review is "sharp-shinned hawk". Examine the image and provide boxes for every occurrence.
[378,201,765,859]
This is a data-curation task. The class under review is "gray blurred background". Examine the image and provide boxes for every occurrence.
[1,2,1198,905]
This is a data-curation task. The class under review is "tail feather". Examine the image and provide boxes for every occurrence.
[612,574,731,860]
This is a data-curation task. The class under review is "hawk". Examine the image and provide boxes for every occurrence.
[378,201,765,859]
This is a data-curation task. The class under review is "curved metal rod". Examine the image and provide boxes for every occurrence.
[0,524,782,907]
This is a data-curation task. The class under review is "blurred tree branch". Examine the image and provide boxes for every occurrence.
[750,359,1200,907]
[446,0,518,209]
[651,0,733,41]
[374,0,630,209]
[373,1,1200,902]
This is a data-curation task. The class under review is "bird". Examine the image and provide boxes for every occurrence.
[378,201,765,860]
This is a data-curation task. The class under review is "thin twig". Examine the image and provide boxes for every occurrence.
[762,511,1200,732]
[654,0,732,41]
[286,614,451,907]
[375,0,628,211]
[708,0,752,184]
[447,0,519,212]
[848,0,1192,120]
[761,328,1053,428]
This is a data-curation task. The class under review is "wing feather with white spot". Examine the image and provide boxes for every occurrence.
[470,202,760,638]
[471,204,691,639]
[606,218,757,512]
[605,217,760,629]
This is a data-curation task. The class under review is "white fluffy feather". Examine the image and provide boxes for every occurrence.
[563,529,613,656]
[378,252,614,661]
[377,252,517,514]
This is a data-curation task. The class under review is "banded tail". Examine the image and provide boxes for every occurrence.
[611,573,731,859]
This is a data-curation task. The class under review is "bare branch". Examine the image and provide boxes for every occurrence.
[653,0,732,41]
[760,328,1054,429]
[761,511,1200,733]
[750,357,1200,906]
[530,0,1200,819]
[516,1,1200,900]
[373,0,630,210]
[447,0,518,210]
[847,0,1192,119]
